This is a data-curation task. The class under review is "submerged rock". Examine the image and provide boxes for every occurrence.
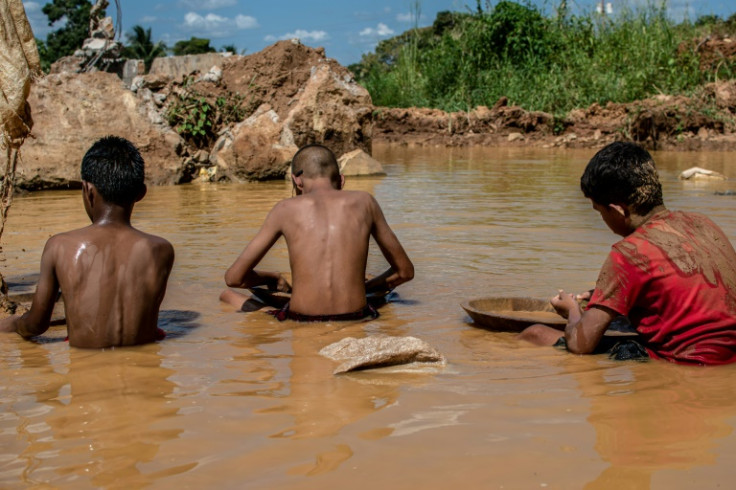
[678,166,727,180]
[320,335,445,374]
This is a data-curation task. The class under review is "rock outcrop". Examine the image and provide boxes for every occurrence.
[18,72,185,190]
[21,40,375,188]
[205,40,373,180]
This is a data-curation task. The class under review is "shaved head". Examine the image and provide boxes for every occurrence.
[291,144,340,184]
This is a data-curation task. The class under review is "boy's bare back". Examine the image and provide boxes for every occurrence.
[1,136,175,348]
[224,144,413,318]
[274,189,382,314]
[49,224,173,348]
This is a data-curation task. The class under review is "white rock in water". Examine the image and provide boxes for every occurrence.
[320,335,445,374]
[679,166,727,180]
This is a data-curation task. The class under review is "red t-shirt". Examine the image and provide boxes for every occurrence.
[587,210,736,365]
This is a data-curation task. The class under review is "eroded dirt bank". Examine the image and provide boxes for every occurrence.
[372,80,736,151]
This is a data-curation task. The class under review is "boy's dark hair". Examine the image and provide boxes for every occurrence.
[81,136,145,206]
[291,144,340,183]
[581,142,663,214]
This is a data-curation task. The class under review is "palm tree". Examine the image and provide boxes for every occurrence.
[123,25,167,73]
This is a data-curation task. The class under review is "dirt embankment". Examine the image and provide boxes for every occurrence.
[373,37,736,151]
[373,79,736,151]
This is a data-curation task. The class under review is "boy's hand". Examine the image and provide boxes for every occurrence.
[550,290,580,320]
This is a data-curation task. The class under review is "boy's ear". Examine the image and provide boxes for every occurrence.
[291,174,303,190]
[338,174,345,190]
[135,184,147,203]
[608,203,628,218]
[82,181,95,203]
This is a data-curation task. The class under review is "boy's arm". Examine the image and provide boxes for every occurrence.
[224,205,290,291]
[366,196,414,293]
[0,239,59,338]
[552,290,616,354]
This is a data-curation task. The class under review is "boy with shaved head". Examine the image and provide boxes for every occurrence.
[221,144,414,321]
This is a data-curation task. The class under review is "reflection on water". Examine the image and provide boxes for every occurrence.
[1,144,735,488]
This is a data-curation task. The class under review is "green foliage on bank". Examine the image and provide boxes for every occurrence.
[350,1,736,115]
[172,37,217,56]
[122,25,167,73]
[37,0,94,69]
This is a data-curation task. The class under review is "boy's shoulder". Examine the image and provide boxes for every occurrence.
[48,225,173,255]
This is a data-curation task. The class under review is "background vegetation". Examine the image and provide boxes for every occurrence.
[350,1,736,116]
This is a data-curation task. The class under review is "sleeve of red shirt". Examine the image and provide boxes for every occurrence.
[587,246,644,317]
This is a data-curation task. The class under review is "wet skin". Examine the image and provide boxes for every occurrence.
[224,175,414,316]
[0,182,175,348]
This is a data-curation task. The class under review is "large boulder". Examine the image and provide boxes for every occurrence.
[17,72,185,190]
[209,40,373,179]
[338,149,386,177]
[209,104,297,181]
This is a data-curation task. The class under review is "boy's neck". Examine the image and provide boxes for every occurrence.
[629,205,667,230]
[301,178,340,194]
[91,204,134,227]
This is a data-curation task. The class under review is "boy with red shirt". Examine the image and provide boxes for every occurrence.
[519,142,736,365]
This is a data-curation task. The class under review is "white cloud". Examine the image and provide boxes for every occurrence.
[359,23,394,37]
[179,0,236,9]
[140,16,158,23]
[182,11,259,38]
[235,15,258,29]
[396,12,413,22]
[264,29,329,43]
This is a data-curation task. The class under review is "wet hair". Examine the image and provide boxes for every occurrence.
[81,136,145,206]
[580,142,663,214]
[291,144,340,184]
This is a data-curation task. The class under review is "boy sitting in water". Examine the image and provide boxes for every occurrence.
[220,144,414,321]
[0,136,175,348]
[519,142,736,365]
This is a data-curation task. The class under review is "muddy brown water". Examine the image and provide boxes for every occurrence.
[2,144,735,488]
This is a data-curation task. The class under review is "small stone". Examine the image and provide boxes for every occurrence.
[507,132,524,142]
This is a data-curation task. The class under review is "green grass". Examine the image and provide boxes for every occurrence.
[351,1,736,117]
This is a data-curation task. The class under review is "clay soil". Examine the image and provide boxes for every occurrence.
[372,78,736,152]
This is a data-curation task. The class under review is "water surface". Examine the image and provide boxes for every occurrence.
[2,144,735,488]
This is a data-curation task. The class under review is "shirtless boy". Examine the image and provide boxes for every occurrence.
[220,144,414,321]
[0,136,175,348]
[519,142,736,365]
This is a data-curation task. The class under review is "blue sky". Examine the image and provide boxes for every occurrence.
[22,0,736,66]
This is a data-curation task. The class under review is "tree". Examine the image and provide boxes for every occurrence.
[42,0,95,65]
[172,37,215,56]
[220,44,239,54]
[123,25,166,73]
